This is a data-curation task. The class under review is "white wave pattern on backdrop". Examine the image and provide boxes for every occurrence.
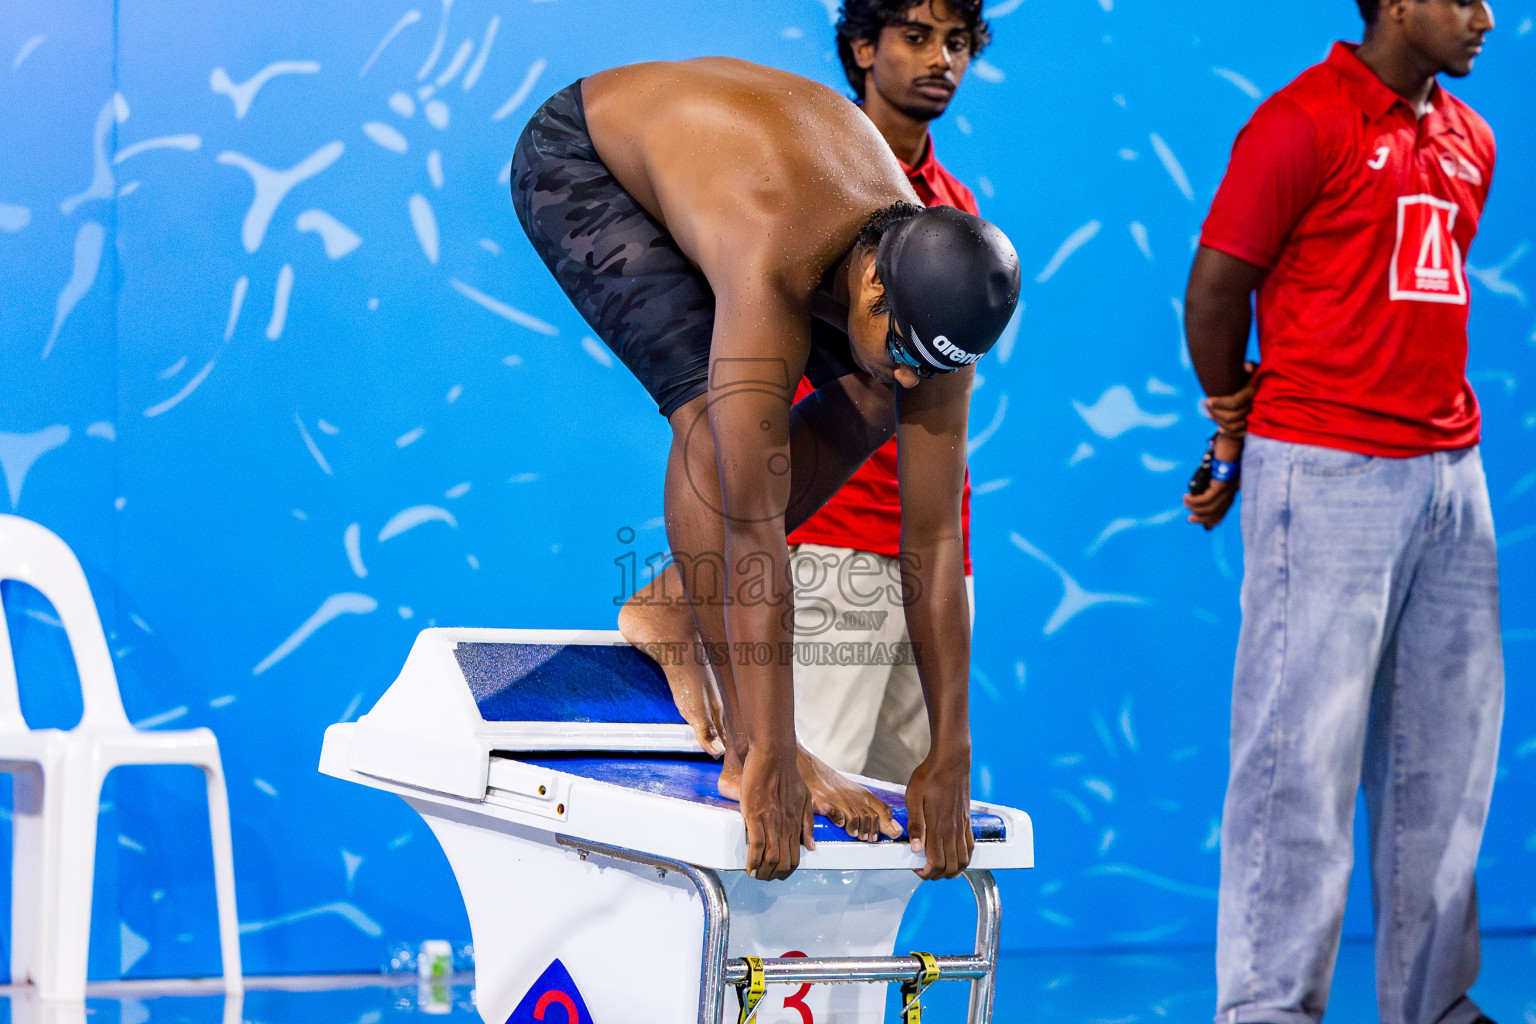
[114,134,201,164]
[217,142,345,253]
[0,426,71,507]
[43,222,105,358]
[1074,385,1179,439]
[0,203,30,231]
[210,61,321,118]
[295,209,362,258]
[60,94,128,215]
[254,593,380,675]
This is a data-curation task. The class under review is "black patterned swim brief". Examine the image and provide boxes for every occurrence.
[510,80,858,418]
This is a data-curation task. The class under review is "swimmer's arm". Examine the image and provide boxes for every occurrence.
[708,276,816,876]
[707,279,806,744]
[894,368,975,880]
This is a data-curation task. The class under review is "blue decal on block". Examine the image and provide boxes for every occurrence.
[456,642,686,725]
[505,959,595,1024]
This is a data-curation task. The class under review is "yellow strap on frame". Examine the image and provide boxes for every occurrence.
[735,956,766,1024]
[899,952,940,1023]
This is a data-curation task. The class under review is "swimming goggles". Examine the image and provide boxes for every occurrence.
[885,314,940,380]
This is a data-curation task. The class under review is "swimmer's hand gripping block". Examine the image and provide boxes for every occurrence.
[319,628,1032,1023]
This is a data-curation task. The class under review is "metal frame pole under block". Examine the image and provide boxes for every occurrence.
[557,835,1002,1024]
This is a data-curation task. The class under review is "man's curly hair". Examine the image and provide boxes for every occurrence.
[836,0,992,102]
[853,202,925,314]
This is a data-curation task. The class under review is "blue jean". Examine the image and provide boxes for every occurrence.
[1216,436,1504,1024]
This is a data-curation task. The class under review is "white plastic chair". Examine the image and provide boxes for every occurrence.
[0,514,242,1001]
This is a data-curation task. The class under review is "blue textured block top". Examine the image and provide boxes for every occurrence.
[455,641,687,725]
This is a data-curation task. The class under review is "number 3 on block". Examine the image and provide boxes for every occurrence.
[780,950,811,1024]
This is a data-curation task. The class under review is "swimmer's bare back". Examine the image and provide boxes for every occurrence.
[581,59,918,300]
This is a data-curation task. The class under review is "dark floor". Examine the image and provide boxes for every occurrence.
[3,934,1530,1023]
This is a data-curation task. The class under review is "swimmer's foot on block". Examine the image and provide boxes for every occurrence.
[623,566,899,844]
[619,573,727,757]
[719,746,902,843]
[799,746,904,843]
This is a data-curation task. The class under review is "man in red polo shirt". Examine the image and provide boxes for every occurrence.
[1182,2,1502,1023]
[785,0,987,784]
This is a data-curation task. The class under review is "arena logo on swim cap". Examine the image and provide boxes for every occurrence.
[926,333,980,366]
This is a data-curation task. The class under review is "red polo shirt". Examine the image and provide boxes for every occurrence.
[1201,42,1494,456]
[788,138,976,573]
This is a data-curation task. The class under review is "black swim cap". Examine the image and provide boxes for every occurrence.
[875,206,1021,374]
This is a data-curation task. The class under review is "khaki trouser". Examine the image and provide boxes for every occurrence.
[788,543,975,785]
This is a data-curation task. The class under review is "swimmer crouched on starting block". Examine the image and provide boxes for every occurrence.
[510,58,1020,881]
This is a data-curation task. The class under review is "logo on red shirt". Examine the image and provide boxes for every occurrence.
[1389,195,1467,305]
[1437,151,1483,186]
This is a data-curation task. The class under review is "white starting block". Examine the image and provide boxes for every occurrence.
[319,629,1032,1023]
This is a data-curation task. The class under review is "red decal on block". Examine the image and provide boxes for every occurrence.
[535,991,580,1021]
[506,960,594,1024]
[781,950,813,1024]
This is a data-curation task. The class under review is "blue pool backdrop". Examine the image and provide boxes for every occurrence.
[1,0,1532,982]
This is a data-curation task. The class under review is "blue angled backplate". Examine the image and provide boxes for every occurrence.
[455,642,686,725]
[520,753,1008,844]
